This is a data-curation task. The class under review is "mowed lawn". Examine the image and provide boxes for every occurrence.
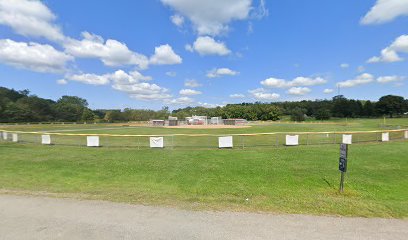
[0,140,407,218]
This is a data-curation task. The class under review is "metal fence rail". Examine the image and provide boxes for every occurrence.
[1,129,407,149]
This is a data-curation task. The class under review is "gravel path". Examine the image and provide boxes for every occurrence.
[0,194,406,240]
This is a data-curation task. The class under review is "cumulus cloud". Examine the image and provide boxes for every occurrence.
[161,0,253,36]
[149,44,182,65]
[361,0,408,25]
[323,88,334,94]
[0,39,73,73]
[287,87,311,96]
[166,71,177,77]
[0,0,64,42]
[66,73,110,85]
[230,93,245,98]
[357,66,366,72]
[249,88,280,101]
[377,75,406,83]
[340,63,349,68]
[336,73,374,88]
[198,102,224,108]
[56,79,67,85]
[184,79,202,88]
[367,35,408,63]
[261,76,327,88]
[63,70,170,101]
[170,14,184,27]
[179,89,202,95]
[206,67,239,78]
[186,36,231,56]
[110,70,171,100]
[164,96,195,105]
[64,32,149,69]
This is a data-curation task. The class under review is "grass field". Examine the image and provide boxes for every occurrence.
[1,118,407,218]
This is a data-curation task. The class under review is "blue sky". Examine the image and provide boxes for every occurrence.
[0,0,407,110]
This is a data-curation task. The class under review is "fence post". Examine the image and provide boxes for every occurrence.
[241,135,245,149]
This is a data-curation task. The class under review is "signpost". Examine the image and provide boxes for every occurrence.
[339,144,348,192]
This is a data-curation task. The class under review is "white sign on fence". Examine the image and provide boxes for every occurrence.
[87,136,100,147]
[405,131,408,139]
[382,132,389,142]
[41,135,51,145]
[218,136,233,148]
[342,134,352,145]
[286,135,299,146]
[12,133,18,142]
[150,137,164,148]
[2,132,7,140]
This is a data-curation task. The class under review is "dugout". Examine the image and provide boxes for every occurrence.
[151,120,165,127]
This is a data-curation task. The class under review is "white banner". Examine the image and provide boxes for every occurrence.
[12,133,18,142]
[381,132,389,142]
[41,135,51,145]
[218,136,233,148]
[405,131,408,139]
[286,135,299,146]
[150,137,164,148]
[342,134,352,145]
[87,136,100,147]
[2,132,7,140]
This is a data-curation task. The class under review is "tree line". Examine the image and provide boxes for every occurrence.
[0,86,407,123]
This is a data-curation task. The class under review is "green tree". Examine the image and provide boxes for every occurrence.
[376,95,405,118]
[290,107,307,121]
[315,108,331,120]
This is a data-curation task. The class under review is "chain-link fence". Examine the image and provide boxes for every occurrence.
[1,129,407,149]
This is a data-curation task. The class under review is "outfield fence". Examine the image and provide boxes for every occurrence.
[1,129,407,149]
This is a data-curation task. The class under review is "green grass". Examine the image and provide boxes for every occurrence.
[1,140,407,218]
[2,118,407,148]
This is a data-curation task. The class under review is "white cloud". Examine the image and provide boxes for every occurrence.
[206,67,239,78]
[198,102,224,108]
[251,0,269,19]
[56,79,67,85]
[336,73,374,88]
[149,44,182,65]
[340,63,349,68]
[230,93,245,98]
[166,71,177,77]
[184,79,202,88]
[161,0,253,36]
[64,32,149,69]
[187,36,231,56]
[249,88,280,101]
[290,77,327,87]
[0,0,64,42]
[66,73,110,85]
[0,39,73,73]
[63,70,169,101]
[287,87,311,96]
[261,76,327,88]
[361,0,408,25]
[367,35,408,63]
[323,88,334,94]
[377,75,406,83]
[179,89,202,95]
[357,65,366,72]
[110,70,171,100]
[170,14,184,27]
[165,96,195,105]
